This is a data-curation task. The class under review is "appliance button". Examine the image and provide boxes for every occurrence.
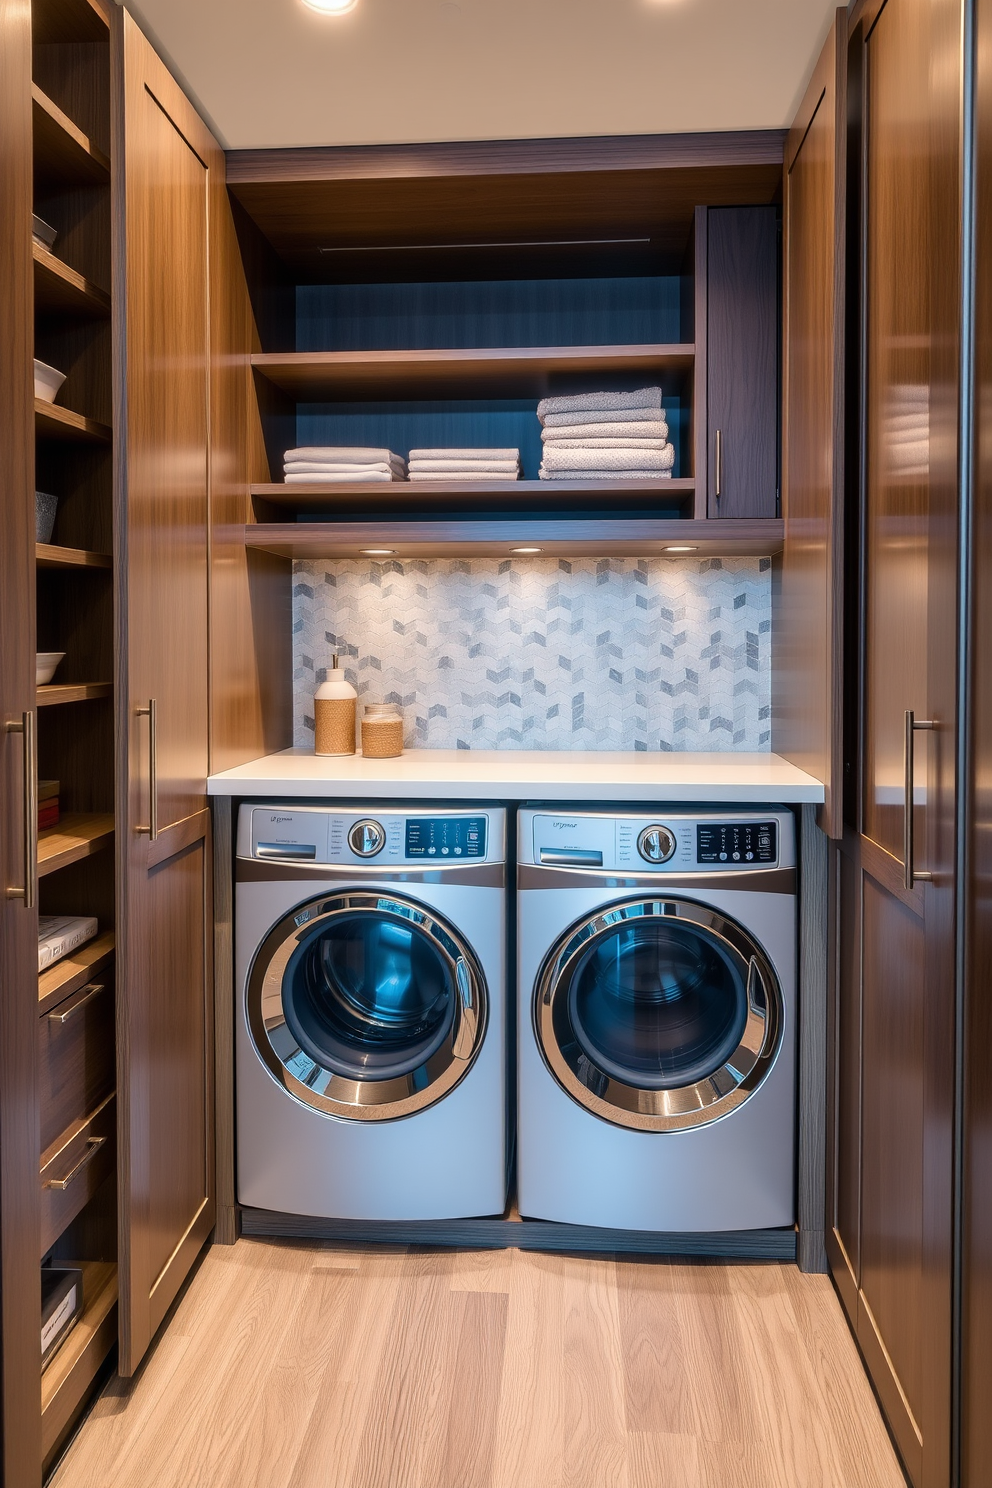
[348,818,386,857]
[637,825,677,864]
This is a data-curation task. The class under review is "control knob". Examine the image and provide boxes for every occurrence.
[348,818,385,857]
[637,824,677,864]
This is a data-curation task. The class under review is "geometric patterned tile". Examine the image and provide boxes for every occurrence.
[293,556,772,752]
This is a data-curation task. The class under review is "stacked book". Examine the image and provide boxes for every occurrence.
[407,448,521,482]
[38,778,59,832]
[282,446,407,484]
[38,915,98,972]
[537,388,675,480]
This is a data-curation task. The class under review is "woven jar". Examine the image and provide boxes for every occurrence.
[361,703,404,759]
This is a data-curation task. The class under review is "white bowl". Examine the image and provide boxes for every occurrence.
[32,214,58,251]
[34,359,66,404]
[36,652,65,686]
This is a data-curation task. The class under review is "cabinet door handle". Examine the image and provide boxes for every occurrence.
[48,982,105,1024]
[714,428,723,501]
[137,699,158,841]
[5,710,37,908]
[904,710,936,889]
[43,1135,106,1191]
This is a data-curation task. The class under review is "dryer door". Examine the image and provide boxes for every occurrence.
[534,897,783,1131]
[246,891,488,1121]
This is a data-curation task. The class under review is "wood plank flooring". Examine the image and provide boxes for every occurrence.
[51,1239,907,1488]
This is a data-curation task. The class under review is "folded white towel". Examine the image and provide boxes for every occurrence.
[537,387,663,421]
[408,460,519,475]
[284,460,406,476]
[541,406,668,428]
[408,471,520,482]
[284,446,406,467]
[541,443,675,474]
[539,468,673,481]
[408,448,520,462]
[541,437,670,451]
[284,470,401,484]
[542,420,668,443]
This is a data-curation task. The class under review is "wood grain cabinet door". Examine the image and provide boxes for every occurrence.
[116,9,221,1377]
[706,206,780,518]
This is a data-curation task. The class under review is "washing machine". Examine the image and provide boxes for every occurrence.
[236,804,507,1221]
[517,807,797,1232]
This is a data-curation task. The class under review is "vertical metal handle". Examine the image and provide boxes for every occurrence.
[5,711,37,907]
[715,428,723,501]
[904,710,935,889]
[137,699,158,841]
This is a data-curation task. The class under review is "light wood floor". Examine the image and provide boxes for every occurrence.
[51,1238,906,1488]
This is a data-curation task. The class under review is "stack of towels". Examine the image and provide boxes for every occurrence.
[407,448,521,482]
[283,446,407,484]
[537,388,675,481]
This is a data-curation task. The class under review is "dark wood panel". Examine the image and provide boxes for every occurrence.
[39,975,114,1152]
[32,0,110,46]
[115,7,217,1378]
[775,11,846,837]
[244,518,785,561]
[0,0,44,1478]
[706,207,780,518]
[40,1092,116,1255]
[32,39,110,157]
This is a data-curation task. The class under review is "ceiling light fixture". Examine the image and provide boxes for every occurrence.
[302,0,358,14]
[511,547,543,554]
[664,545,698,553]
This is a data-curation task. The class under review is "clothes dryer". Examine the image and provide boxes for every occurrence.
[517,807,796,1231]
[236,804,507,1221]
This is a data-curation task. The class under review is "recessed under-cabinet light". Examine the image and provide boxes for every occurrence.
[302,0,358,14]
[511,547,543,554]
[664,545,698,553]
[360,548,395,556]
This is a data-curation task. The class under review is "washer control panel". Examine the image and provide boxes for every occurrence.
[526,810,790,872]
[241,805,503,867]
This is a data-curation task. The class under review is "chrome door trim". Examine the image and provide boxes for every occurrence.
[246,890,488,1122]
[518,864,796,894]
[534,896,783,1133]
[237,859,505,888]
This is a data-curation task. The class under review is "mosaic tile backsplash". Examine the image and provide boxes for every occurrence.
[293,557,772,753]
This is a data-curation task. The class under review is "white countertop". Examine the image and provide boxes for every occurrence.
[207,748,824,804]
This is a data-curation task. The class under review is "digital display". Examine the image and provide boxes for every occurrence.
[697,821,778,866]
[405,816,487,859]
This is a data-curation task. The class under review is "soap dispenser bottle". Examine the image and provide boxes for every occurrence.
[314,654,357,756]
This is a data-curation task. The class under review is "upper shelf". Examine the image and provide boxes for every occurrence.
[245,517,783,561]
[252,478,696,516]
[33,84,110,190]
[33,243,111,319]
[35,399,112,444]
[251,344,694,402]
[38,812,114,878]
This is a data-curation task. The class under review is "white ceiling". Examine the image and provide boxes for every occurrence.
[118,0,839,152]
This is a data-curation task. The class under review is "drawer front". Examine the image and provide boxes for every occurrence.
[40,1094,116,1256]
[39,978,115,1154]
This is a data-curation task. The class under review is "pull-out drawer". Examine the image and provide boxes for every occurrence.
[40,1094,116,1256]
[39,978,115,1155]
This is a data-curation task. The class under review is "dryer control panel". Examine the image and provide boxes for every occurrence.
[523,809,793,873]
[238,805,504,867]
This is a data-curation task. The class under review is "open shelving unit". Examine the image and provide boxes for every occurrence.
[28,0,119,1471]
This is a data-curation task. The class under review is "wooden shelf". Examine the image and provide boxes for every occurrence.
[41,1260,117,1462]
[37,682,112,707]
[252,477,696,515]
[38,930,115,1018]
[38,813,114,878]
[35,398,112,444]
[244,517,784,561]
[251,344,694,401]
[32,0,111,45]
[36,543,112,570]
[32,84,110,189]
[33,243,111,319]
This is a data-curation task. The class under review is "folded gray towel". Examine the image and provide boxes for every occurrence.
[408,460,519,475]
[539,469,673,481]
[408,470,520,482]
[408,448,520,462]
[537,387,663,421]
[541,437,670,451]
[284,460,406,475]
[284,470,401,484]
[284,446,406,467]
[541,443,675,473]
[541,405,667,428]
[542,420,668,443]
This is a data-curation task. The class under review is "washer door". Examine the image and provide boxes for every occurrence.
[247,891,488,1121]
[534,897,782,1131]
